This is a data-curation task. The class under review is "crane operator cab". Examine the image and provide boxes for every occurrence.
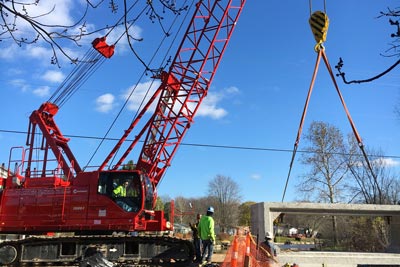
[97,171,155,213]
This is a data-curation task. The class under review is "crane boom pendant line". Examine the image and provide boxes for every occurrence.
[282,10,377,202]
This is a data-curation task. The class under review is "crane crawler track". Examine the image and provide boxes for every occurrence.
[0,234,194,267]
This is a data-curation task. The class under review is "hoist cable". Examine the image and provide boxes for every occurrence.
[84,0,194,169]
[48,50,104,107]
[48,0,185,111]
[48,49,94,103]
[282,49,322,202]
[309,0,327,16]
[107,0,195,170]
[58,57,106,108]
[48,50,106,108]
[47,1,140,108]
[113,0,143,46]
[96,0,194,170]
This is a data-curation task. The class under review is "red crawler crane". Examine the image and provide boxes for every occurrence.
[0,0,246,266]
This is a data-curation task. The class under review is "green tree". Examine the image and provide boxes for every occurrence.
[121,160,136,170]
[155,196,164,211]
[238,201,255,227]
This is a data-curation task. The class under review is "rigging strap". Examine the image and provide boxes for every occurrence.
[282,46,379,202]
[281,49,322,202]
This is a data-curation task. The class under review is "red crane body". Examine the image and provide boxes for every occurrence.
[0,0,246,265]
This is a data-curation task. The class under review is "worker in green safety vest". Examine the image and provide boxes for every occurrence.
[198,206,216,264]
[113,180,129,197]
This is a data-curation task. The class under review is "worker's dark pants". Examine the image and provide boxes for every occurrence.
[193,238,201,261]
[201,239,214,262]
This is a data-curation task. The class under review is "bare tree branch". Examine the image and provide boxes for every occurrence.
[0,0,188,66]
[335,6,400,84]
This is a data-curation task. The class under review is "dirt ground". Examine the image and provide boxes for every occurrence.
[212,252,227,263]
[188,252,228,267]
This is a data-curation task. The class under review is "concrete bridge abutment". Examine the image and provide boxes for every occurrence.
[251,202,400,252]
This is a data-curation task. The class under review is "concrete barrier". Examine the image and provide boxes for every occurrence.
[251,202,400,252]
[278,251,400,267]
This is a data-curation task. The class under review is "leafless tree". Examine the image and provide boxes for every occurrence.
[298,121,350,203]
[208,174,242,233]
[346,138,400,205]
[297,121,351,245]
[0,0,187,66]
[174,196,193,224]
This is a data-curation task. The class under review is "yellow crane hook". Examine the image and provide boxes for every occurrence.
[309,0,329,51]
[309,11,329,51]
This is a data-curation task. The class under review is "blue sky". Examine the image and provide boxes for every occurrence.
[1,0,400,203]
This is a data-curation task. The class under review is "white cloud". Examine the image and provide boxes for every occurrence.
[225,86,240,94]
[1,1,140,64]
[196,93,228,119]
[122,80,161,112]
[104,25,143,55]
[0,45,18,60]
[6,68,24,76]
[372,158,400,167]
[2,0,85,63]
[196,86,240,119]
[96,93,115,113]
[120,82,240,120]
[41,70,65,83]
[353,157,400,168]
[9,79,30,92]
[250,173,262,180]
[33,86,51,97]
[13,0,75,29]
[26,46,53,59]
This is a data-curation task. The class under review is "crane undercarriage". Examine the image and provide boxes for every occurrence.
[0,234,194,267]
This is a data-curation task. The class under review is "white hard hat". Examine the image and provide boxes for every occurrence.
[265,231,273,239]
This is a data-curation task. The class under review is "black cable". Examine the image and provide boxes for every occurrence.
[1,129,399,159]
[85,0,194,169]
[335,57,400,85]
[48,49,105,108]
